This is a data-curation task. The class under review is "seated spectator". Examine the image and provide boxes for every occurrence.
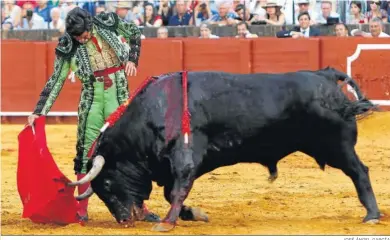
[16,0,37,9]
[230,0,250,13]
[2,0,22,30]
[337,0,367,22]
[234,3,257,25]
[346,1,365,24]
[334,23,350,37]
[168,0,192,26]
[113,0,135,23]
[315,0,340,24]
[156,0,174,26]
[48,7,64,32]
[199,23,219,38]
[35,0,52,23]
[351,17,390,37]
[236,21,258,38]
[63,0,77,18]
[261,1,286,26]
[192,0,217,26]
[364,0,388,23]
[135,3,162,27]
[95,4,106,15]
[80,0,106,17]
[157,26,169,38]
[294,0,317,25]
[17,0,47,29]
[208,0,237,26]
[276,12,321,38]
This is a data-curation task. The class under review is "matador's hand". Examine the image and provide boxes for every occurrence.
[125,61,137,77]
[27,114,39,126]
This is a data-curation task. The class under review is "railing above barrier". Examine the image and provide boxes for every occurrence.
[2,24,390,41]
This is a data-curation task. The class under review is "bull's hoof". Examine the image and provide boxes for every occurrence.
[191,207,209,222]
[151,222,175,232]
[143,212,161,223]
[268,173,278,183]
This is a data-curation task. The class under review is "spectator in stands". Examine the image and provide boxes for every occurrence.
[315,1,340,24]
[2,0,22,30]
[157,0,174,26]
[199,22,219,38]
[35,0,52,23]
[351,17,390,37]
[208,0,237,25]
[113,0,135,23]
[17,0,47,29]
[236,21,258,38]
[132,1,145,20]
[346,1,365,24]
[168,0,192,26]
[276,12,321,38]
[384,0,390,22]
[81,0,106,17]
[135,2,162,27]
[234,3,257,25]
[157,26,169,38]
[95,4,106,15]
[48,7,64,32]
[16,0,37,9]
[364,0,388,23]
[261,0,286,26]
[294,0,317,25]
[192,0,217,26]
[63,0,77,17]
[231,0,250,13]
[337,0,367,22]
[334,22,350,37]
[49,0,60,7]
[57,0,68,20]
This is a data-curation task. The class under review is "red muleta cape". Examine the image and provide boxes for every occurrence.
[17,116,79,225]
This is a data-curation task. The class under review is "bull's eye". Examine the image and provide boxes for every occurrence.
[104,179,112,191]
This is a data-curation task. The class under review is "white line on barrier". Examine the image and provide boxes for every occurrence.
[346,44,390,105]
[0,112,78,116]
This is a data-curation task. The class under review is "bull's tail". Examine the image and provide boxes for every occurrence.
[324,67,380,117]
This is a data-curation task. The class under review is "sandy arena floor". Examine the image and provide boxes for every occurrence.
[1,112,390,235]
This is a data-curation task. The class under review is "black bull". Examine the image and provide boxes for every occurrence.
[68,67,382,231]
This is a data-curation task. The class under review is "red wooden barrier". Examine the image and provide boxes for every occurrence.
[1,37,389,123]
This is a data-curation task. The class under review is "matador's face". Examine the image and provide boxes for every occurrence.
[74,31,92,44]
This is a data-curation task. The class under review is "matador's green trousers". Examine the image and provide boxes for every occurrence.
[74,68,129,174]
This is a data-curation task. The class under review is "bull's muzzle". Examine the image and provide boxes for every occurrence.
[67,155,105,186]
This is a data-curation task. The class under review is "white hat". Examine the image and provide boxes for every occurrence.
[113,0,132,9]
[262,0,282,9]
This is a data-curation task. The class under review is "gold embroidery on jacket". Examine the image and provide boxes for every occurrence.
[86,31,120,72]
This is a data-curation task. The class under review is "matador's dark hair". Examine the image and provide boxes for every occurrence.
[65,7,93,37]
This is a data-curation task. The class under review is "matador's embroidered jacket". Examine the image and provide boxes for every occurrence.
[33,12,141,116]
[31,12,142,174]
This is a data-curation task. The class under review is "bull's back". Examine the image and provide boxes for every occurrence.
[186,71,324,128]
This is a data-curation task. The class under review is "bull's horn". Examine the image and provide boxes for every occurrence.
[76,186,94,201]
[67,155,105,186]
